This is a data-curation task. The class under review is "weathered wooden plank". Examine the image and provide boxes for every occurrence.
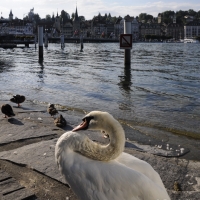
[0,170,12,182]
[2,188,36,200]
[0,178,24,195]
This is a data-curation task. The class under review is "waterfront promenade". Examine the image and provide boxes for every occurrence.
[0,36,119,48]
[0,99,200,200]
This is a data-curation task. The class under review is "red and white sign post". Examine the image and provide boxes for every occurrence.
[120,19,132,65]
[120,34,132,49]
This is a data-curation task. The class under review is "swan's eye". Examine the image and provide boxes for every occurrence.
[82,116,94,123]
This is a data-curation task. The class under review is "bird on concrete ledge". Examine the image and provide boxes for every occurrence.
[1,104,15,118]
[10,94,25,107]
[47,104,58,118]
[54,114,67,127]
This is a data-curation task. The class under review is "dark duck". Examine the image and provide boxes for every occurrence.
[1,104,15,118]
[10,95,25,107]
[47,104,58,118]
[54,114,67,127]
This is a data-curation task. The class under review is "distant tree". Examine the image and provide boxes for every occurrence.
[196,10,200,19]
[110,16,117,23]
[52,13,55,21]
[124,14,131,21]
[102,13,107,21]
[159,10,175,24]
[138,13,153,23]
[139,13,147,22]
[71,12,75,20]
[46,14,51,21]
[197,10,200,19]
[23,15,29,20]
[33,13,41,23]
[61,10,70,23]
[188,9,196,16]
[98,12,102,20]
[176,10,190,24]
[146,14,153,21]
[79,16,85,21]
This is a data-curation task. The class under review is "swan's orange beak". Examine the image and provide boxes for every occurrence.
[72,119,88,131]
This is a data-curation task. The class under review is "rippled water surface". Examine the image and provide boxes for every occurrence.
[0,43,200,149]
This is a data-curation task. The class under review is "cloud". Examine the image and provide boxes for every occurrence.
[1,0,200,20]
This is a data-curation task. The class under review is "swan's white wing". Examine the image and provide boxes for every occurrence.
[116,152,166,189]
[56,149,170,200]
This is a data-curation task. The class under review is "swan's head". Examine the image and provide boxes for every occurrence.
[72,111,116,132]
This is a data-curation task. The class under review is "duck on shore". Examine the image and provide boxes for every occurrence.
[1,104,15,118]
[47,104,58,118]
[54,114,67,127]
[10,94,25,107]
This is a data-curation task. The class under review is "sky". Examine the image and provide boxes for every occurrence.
[1,0,200,20]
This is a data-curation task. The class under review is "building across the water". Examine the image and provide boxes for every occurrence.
[0,9,34,36]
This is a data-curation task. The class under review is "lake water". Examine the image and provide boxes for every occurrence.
[0,42,200,160]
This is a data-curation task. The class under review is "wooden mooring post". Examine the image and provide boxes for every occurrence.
[60,34,65,49]
[34,34,37,49]
[124,19,132,65]
[44,32,48,48]
[80,34,83,52]
[38,26,43,60]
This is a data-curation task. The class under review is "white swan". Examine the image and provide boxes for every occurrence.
[55,111,170,200]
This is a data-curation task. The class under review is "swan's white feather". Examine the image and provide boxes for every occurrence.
[56,132,170,200]
[55,111,170,200]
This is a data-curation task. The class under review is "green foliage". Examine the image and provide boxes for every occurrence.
[139,13,153,23]
[33,14,41,23]
[61,10,70,23]
[161,10,175,24]
[93,13,117,23]
[160,9,200,24]
[188,9,196,16]
[98,12,102,19]
[46,14,51,21]
[79,16,85,22]
[71,13,75,20]
[29,8,200,32]
[110,16,117,23]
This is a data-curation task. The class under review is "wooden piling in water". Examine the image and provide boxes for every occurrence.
[34,34,37,49]
[124,19,131,65]
[60,35,65,49]
[80,35,83,52]
[38,26,43,59]
[44,32,48,48]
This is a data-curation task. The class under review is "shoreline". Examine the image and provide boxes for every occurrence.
[0,99,200,199]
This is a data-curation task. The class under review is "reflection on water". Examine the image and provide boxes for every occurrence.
[118,64,132,111]
[0,43,200,144]
[38,59,44,81]
[119,64,132,92]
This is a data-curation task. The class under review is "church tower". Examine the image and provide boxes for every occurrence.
[9,10,13,20]
[55,12,61,31]
[73,6,80,35]
[158,13,161,23]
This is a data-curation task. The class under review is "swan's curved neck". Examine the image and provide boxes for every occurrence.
[77,120,125,161]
